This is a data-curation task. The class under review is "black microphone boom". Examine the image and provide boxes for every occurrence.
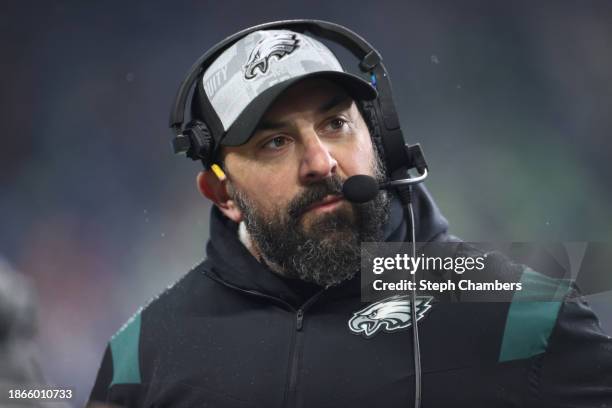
[342,143,429,203]
[342,169,429,203]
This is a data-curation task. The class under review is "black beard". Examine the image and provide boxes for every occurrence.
[232,174,390,288]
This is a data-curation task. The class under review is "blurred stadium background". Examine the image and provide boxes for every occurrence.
[2,0,611,405]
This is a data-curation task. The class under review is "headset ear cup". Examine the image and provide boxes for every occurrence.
[184,120,215,166]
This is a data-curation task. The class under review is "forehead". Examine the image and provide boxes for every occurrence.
[259,78,353,123]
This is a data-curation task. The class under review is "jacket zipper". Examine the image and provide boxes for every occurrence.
[284,291,325,408]
[205,270,325,408]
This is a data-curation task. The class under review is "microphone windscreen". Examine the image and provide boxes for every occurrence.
[342,175,379,203]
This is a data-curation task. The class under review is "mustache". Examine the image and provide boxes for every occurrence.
[287,175,345,220]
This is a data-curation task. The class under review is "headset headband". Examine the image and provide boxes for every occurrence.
[170,20,379,128]
[169,19,412,175]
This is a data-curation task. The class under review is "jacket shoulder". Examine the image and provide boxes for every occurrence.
[89,260,214,405]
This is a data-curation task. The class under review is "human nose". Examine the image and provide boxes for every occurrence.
[298,131,338,183]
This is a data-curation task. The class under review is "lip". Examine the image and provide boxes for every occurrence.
[304,195,344,214]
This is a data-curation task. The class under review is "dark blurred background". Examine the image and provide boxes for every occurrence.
[1,0,611,405]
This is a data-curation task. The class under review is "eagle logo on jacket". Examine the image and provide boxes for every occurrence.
[244,33,300,79]
[348,295,433,338]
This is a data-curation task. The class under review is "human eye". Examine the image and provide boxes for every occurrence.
[261,135,292,151]
[330,117,347,130]
[323,116,350,134]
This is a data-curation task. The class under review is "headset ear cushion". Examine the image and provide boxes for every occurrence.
[184,120,215,164]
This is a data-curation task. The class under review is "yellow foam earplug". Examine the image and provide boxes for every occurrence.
[211,164,226,181]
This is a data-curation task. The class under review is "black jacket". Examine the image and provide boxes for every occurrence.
[89,185,612,407]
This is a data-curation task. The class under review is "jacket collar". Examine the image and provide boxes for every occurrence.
[203,184,448,307]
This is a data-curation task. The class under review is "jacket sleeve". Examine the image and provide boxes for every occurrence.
[88,344,115,404]
[88,310,145,407]
[530,288,612,407]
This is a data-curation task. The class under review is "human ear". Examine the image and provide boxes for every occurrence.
[196,168,243,223]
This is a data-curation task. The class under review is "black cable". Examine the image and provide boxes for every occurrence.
[408,198,422,408]
[342,171,425,407]
[395,184,422,408]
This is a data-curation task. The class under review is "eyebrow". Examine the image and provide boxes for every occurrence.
[255,93,352,132]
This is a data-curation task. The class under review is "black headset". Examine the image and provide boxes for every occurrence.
[168,19,426,179]
[168,19,426,408]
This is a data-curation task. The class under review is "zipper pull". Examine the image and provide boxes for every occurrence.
[296,309,304,331]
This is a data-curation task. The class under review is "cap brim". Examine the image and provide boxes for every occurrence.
[220,71,378,146]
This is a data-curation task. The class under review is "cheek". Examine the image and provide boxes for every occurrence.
[337,137,377,176]
[232,168,298,214]
[226,155,288,203]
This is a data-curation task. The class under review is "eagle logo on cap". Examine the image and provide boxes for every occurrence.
[244,33,300,80]
[348,295,433,339]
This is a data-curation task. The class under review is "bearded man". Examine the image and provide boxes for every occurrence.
[89,22,612,408]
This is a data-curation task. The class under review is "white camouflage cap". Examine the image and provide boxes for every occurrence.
[196,29,378,146]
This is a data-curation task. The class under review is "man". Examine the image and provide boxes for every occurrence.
[89,23,612,407]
